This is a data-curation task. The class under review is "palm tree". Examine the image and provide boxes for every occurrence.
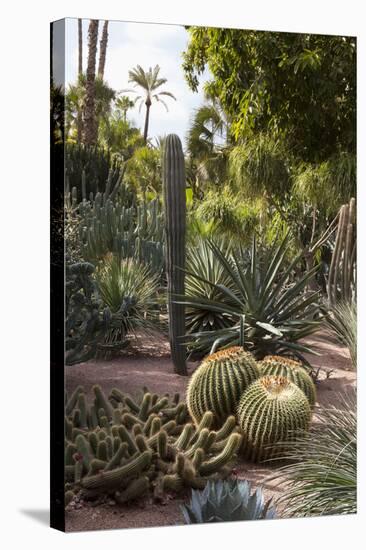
[98,20,109,79]
[84,19,99,145]
[125,65,176,143]
[77,19,83,142]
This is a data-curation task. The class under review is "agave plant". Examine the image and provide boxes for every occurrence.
[96,255,161,350]
[179,233,322,360]
[324,300,357,369]
[267,390,356,517]
[181,479,276,524]
[185,238,239,349]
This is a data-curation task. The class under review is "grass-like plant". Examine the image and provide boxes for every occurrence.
[179,233,322,359]
[325,300,357,369]
[96,255,161,350]
[268,390,356,517]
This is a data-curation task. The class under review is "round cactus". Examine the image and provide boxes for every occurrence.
[237,375,311,463]
[259,355,316,407]
[187,347,260,428]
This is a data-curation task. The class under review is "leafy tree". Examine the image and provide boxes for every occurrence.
[183,28,356,163]
[125,145,162,199]
[125,64,176,143]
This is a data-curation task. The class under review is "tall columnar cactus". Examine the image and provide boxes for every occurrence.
[259,356,317,407]
[328,197,356,305]
[237,376,311,463]
[163,134,187,375]
[187,347,260,428]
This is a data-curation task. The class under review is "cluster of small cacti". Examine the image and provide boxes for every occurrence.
[259,355,317,407]
[186,348,316,463]
[64,385,242,506]
[186,347,261,428]
[77,193,164,271]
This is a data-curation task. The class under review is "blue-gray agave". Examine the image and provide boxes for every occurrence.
[181,479,276,524]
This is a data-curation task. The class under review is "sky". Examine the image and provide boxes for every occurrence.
[65,18,208,147]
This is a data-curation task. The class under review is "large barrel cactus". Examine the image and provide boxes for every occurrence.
[163,134,187,375]
[187,347,260,428]
[237,375,311,463]
[259,355,316,407]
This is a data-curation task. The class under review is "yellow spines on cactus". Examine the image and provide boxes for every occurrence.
[259,355,316,407]
[237,375,311,463]
[186,346,260,428]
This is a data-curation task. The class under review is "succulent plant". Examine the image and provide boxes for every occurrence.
[163,134,187,375]
[237,375,311,462]
[64,385,242,506]
[181,479,276,523]
[259,355,317,407]
[186,346,260,428]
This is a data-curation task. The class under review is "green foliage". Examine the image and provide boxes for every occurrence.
[65,385,242,503]
[268,390,356,516]
[187,347,260,428]
[181,479,276,523]
[259,355,317,407]
[163,134,187,375]
[183,29,356,162]
[195,188,260,241]
[95,256,161,351]
[229,134,291,199]
[237,375,311,462]
[65,262,112,365]
[180,234,322,360]
[125,146,162,198]
[293,153,356,215]
[325,301,357,369]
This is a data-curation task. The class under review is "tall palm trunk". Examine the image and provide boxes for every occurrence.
[143,98,151,143]
[84,19,99,146]
[77,18,83,143]
[97,21,109,79]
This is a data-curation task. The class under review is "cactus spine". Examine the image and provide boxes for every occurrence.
[187,347,260,428]
[163,134,187,375]
[237,375,311,462]
[259,355,316,407]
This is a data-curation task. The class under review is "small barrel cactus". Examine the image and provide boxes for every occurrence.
[259,355,316,407]
[187,347,260,428]
[237,375,311,462]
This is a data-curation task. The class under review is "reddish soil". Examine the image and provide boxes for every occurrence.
[65,330,356,532]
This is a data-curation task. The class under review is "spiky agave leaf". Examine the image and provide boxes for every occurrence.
[181,479,276,523]
[267,390,356,517]
[178,233,322,360]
